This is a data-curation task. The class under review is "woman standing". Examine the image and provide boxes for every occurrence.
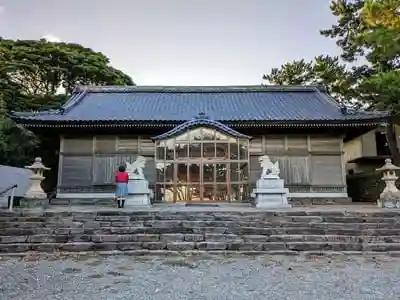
[115,164,129,208]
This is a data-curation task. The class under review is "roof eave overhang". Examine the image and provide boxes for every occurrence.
[12,118,390,129]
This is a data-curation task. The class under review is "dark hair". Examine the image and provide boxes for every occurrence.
[118,164,126,172]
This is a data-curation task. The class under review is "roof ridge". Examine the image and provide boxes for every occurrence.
[73,85,327,93]
[11,89,89,117]
[12,109,61,117]
[311,87,344,114]
[61,89,88,113]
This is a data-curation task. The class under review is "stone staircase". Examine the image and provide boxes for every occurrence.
[1,209,400,255]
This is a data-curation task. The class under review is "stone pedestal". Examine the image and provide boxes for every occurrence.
[126,178,151,207]
[19,198,48,209]
[252,175,291,208]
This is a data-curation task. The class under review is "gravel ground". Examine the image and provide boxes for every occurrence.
[0,253,399,300]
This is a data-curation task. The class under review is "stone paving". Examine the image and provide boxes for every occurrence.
[0,253,399,300]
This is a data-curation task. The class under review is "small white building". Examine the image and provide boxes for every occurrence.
[0,165,32,208]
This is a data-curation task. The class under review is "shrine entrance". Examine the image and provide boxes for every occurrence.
[153,118,251,203]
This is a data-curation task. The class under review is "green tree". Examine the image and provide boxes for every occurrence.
[263,0,400,163]
[0,38,135,167]
[363,0,400,28]
[0,51,36,165]
[263,55,356,104]
[359,0,400,163]
[1,38,134,109]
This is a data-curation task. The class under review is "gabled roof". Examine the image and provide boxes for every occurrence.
[12,85,389,128]
[152,116,252,140]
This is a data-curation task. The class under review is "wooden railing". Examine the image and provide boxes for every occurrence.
[0,184,17,211]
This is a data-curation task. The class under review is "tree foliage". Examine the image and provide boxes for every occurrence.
[0,38,134,166]
[359,0,400,109]
[363,0,400,28]
[1,39,134,106]
[263,0,400,163]
[263,55,356,104]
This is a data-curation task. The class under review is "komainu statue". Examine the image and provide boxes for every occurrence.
[126,156,147,179]
[258,155,280,178]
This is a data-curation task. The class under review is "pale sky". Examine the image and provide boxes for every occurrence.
[0,0,341,86]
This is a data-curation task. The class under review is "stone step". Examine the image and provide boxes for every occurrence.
[49,198,115,206]
[2,226,400,236]
[2,233,400,245]
[0,209,399,254]
[2,210,400,220]
[1,214,399,223]
[267,235,400,243]
[1,220,399,231]
[232,227,400,236]
[1,241,400,253]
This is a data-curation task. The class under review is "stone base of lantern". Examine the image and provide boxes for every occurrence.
[19,197,49,209]
[377,192,400,208]
[21,171,49,209]
[20,196,48,209]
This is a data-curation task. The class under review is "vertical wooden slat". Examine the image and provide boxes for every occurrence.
[63,137,93,154]
[262,135,266,154]
[93,154,137,185]
[138,136,142,154]
[340,137,347,191]
[265,135,285,153]
[92,136,96,185]
[284,136,288,151]
[143,157,156,185]
[286,135,308,151]
[60,156,93,186]
[93,156,116,184]
[57,136,64,190]
[289,156,310,184]
[361,130,378,156]
[270,156,310,185]
[95,136,117,153]
[249,155,261,186]
[311,155,343,185]
[91,153,156,186]
[249,137,262,155]
[116,136,139,152]
[139,136,155,156]
[310,136,341,152]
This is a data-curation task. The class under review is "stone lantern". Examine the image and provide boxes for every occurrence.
[376,158,400,208]
[23,157,50,203]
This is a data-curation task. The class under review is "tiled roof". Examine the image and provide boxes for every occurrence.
[12,85,389,125]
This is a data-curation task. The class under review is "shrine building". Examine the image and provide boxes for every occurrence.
[12,85,389,205]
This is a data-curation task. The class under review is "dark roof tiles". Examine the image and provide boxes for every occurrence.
[12,85,388,123]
